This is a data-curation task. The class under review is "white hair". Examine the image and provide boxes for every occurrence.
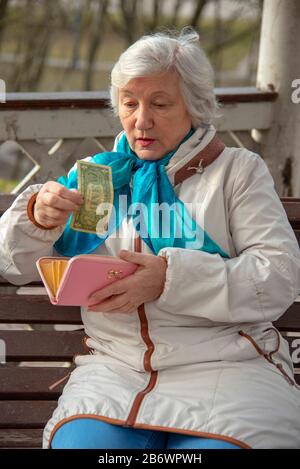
[110,27,218,127]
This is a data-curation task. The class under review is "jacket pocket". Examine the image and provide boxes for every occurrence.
[238,327,296,387]
[215,326,271,362]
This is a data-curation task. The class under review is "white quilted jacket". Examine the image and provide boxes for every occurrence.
[1,126,300,449]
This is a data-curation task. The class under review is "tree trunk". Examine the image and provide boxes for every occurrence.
[84,0,110,90]
[189,0,208,28]
[0,0,10,50]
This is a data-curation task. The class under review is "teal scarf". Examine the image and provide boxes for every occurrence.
[54,130,229,259]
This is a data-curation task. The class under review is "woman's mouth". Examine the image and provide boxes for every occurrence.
[136,138,156,148]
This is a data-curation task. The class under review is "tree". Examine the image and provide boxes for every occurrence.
[108,0,141,46]
[84,0,110,90]
[0,0,10,51]
[9,0,61,91]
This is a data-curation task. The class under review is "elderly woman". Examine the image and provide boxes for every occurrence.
[1,28,300,450]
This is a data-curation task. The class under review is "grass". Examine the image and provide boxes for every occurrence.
[0,179,18,193]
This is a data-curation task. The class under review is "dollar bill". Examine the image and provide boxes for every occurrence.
[70,160,114,235]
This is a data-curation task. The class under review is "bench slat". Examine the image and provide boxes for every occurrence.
[274,302,300,331]
[0,365,298,402]
[280,198,300,227]
[1,330,85,361]
[0,401,57,428]
[0,429,43,448]
[293,230,300,246]
[1,377,300,430]
[0,295,82,324]
[0,367,73,399]
[0,276,41,285]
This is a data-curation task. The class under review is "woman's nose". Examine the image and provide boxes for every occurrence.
[135,106,153,130]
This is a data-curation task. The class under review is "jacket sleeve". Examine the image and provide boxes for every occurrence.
[155,153,300,324]
[0,184,65,285]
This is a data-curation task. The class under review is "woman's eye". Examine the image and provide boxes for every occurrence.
[154,103,167,108]
[124,102,136,108]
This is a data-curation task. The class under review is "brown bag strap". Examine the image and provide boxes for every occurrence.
[174,135,225,186]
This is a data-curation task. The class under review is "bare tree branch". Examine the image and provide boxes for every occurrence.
[189,0,209,29]
[145,0,163,32]
[108,0,140,46]
[0,0,10,50]
[70,7,83,68]
[120,0,140,44]
[169,0,183,28]
[9,0,59,91]
[84,0,110,90]
[207,21,260,56]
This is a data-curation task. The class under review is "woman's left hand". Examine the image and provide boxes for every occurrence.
[87,250,167,313]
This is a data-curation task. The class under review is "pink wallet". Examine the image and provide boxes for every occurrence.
[36,254,138,307]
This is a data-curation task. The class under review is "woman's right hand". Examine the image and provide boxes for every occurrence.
[34,181,84,228]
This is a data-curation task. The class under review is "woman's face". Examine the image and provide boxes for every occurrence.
[118,70,192,160]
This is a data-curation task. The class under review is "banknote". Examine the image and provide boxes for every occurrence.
[70,160,114,235]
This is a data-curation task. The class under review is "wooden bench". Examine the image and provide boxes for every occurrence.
[0,194,299,448]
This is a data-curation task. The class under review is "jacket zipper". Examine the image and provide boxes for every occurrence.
[125,236,158,426]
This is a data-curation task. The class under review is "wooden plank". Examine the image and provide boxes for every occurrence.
[281,198,300,227]
[0,401,57,428]
[274,302,300,331]
[0,108,121,140]
[0,277,45,285]
[1,88,277,111]
[0,367,73,399]
[0,330,84,361]
[1,377,299,432]
[216,87,278,103]
[2,91,109,110]
[216,101,274,132]
[0,295,82,324]
[0,429,43,448]
[292,230,300,246]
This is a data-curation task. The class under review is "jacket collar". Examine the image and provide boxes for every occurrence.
[113,125,217,185]
[165,125,216,185]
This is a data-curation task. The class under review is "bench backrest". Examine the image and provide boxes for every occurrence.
[0,194,299,448]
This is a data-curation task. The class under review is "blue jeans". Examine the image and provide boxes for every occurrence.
[51,418,240,449]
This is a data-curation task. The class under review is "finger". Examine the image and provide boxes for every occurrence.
[36,212,69,227]
[39,206,71,221]
[118,249,152,266]
[88,298,135,314]
[88,293,129,311]
[44,182,83,205]
[69,188,84,204]
[88,280,129,305]
[41,192,81,211]
[39,205,71,217]
[89,304,135,314]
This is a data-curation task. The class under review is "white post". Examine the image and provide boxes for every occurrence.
[253,0,300,196]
